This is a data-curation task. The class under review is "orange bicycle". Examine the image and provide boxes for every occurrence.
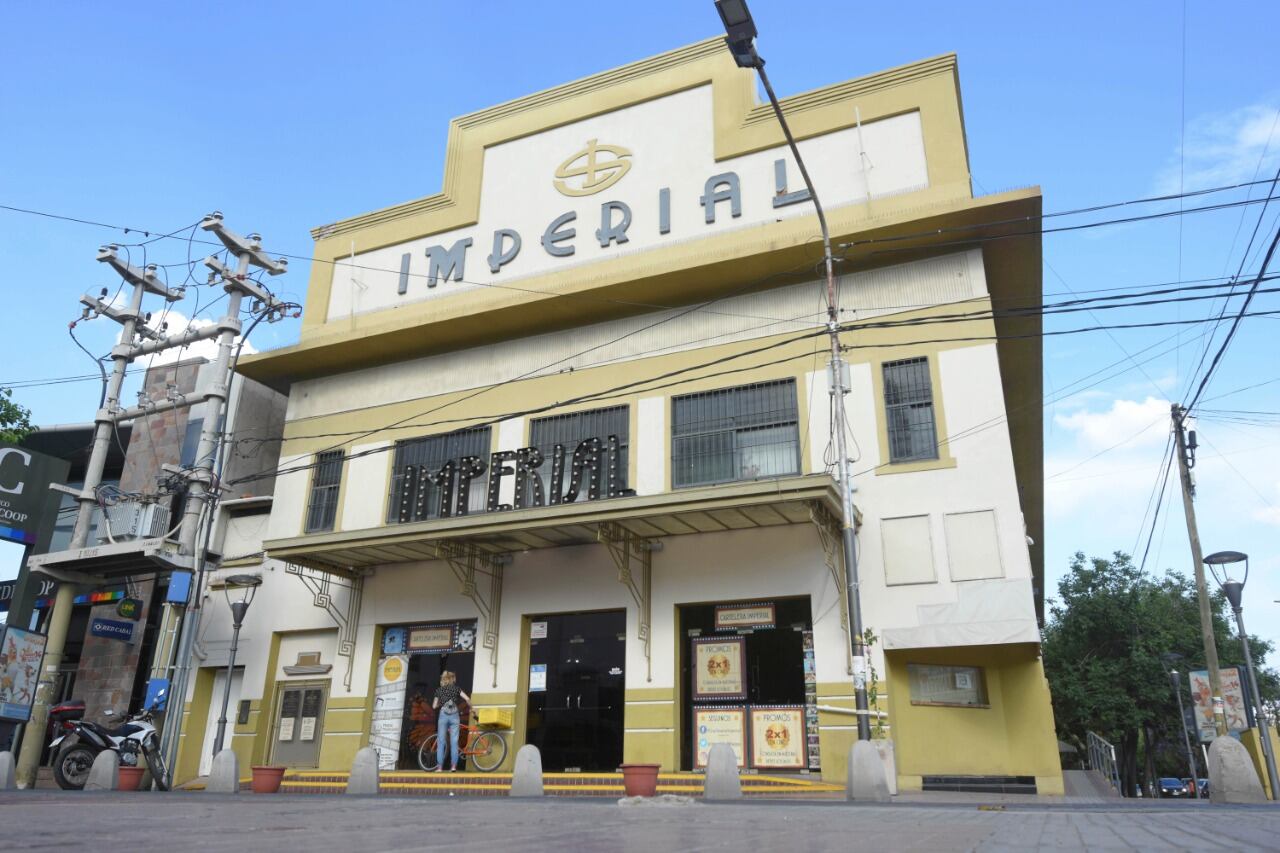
[417,720,507,772]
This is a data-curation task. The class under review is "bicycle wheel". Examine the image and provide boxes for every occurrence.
[468,731,507,772]
[417,735,441,771]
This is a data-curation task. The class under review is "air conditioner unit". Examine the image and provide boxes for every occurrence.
[95,501,172,544]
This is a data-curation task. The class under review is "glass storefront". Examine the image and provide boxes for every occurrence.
[679,596,818,772]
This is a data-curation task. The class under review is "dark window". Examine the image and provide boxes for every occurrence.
[906,663,988,707]
[883,357,939,462]
[304,451,344,533]
[529,406,629,502]
[671,379,800,488]
[387,426,491,523]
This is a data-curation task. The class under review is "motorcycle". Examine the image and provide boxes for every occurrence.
[50,689,169,791]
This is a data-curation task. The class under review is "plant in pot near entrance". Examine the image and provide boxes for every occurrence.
[619,764,661,797]
[250,765,287,794]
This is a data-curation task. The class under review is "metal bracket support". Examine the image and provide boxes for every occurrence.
[284,563,365,690]
[809,501,853,676]
[597,522,653,682]
[438,542,504,689]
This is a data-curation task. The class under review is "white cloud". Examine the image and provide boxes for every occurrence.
[1157,103,1280,194]
[1052,396,1170,452]
[141,309,258,368]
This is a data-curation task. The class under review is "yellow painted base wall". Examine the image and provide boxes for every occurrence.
[1240,728,1280,798]
[886,644,1064,796]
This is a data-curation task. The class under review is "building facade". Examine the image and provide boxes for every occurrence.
[179,39,1060,793]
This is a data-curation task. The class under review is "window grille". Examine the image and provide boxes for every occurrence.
[387,426,491,523]
[529,405,629,502]
[671,378,800,488]
[304,450,344,533]
[883,357,939,462]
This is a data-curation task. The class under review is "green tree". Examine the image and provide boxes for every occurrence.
[1042,552,1277,796]
[0,387,34,443]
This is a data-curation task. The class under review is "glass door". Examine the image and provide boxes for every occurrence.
[526,610,626,772]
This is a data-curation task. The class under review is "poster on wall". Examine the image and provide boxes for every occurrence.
[750,706,806,770]
[802,630,820,770]
[714,602,776,631]
[693,706,747,769]
[1189,667,1249,741]
[408,624,456,652]
[691,636,747,701]
[0,626,47,722]
[369,654,408,769]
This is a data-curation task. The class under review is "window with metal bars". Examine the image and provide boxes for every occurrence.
[671,378,800,488]
[528,405,630,502]
[386,426,491,523]
[304,450,344,533]
[882,357,939,462]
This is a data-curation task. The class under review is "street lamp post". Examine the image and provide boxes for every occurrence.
[1205,550,1280,799]
[714,0,872,742]
[1169,669,1201,799]
[211,574,262,758]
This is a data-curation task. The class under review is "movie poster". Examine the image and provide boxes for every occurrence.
[1189,667,1248,741]
[693,706,747,769]
[692,637,747,701]
[750,706,806,770]
[0,627,47,722]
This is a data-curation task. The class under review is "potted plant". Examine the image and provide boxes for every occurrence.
[250,765,287,794]
[118,765,146,791]
[619,763,661,797]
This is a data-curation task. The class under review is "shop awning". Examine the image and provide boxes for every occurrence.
[264,473,846,576]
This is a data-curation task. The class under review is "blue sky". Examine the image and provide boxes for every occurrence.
[3,1,1279,661]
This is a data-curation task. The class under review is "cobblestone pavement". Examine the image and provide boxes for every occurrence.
[1,792,1277,852]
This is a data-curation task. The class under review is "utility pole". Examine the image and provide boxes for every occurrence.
[15,213,286,789]
[15,252,179,786]
[1171,403,1227,737]
[716,1,871,740]
[157,213,286,776]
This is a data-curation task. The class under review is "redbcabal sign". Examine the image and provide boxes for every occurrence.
[0,443,70,547]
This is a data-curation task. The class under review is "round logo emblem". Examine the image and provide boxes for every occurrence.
[553,139,633,197]
[382,657,404,683]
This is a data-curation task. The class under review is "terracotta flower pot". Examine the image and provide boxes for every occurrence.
[250,765,287,794]
[619,763,661,797]
[118,765,146,792]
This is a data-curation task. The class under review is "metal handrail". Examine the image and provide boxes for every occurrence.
[1086,731,1122,795]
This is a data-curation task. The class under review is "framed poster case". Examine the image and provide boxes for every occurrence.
[691,636,747,701]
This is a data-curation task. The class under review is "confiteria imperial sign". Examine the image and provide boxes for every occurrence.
[404,138,815,293]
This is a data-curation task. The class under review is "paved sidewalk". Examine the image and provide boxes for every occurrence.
[1,791,1278,852]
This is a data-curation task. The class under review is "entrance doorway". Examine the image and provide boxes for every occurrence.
[199,667,243,776]
[271,682,328,767]
[525,610,626,772]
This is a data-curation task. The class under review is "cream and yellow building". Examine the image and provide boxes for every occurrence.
[174,38,1061,794]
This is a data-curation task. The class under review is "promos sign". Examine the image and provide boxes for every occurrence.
[369,654,408,769]
[714,602,776,630]
[408,624,455,652]
[693,706,747,769]
[0,443,69,547]
[1190,668,1249,741]
[691,636,747,701]
[750,706,806,770]
[89,617,134,643]
[0,626,47,722]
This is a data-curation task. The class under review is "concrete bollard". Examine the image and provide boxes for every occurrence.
[702,743,742,800]
[509,744,544,797]
[85,750,120,791]
[1209,735,1267,804]
[847,740,890,802]
[346,746,381,795]
[0,751,16,790]
[208,749,241,793]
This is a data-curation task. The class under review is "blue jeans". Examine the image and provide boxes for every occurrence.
[436,709,460,769]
